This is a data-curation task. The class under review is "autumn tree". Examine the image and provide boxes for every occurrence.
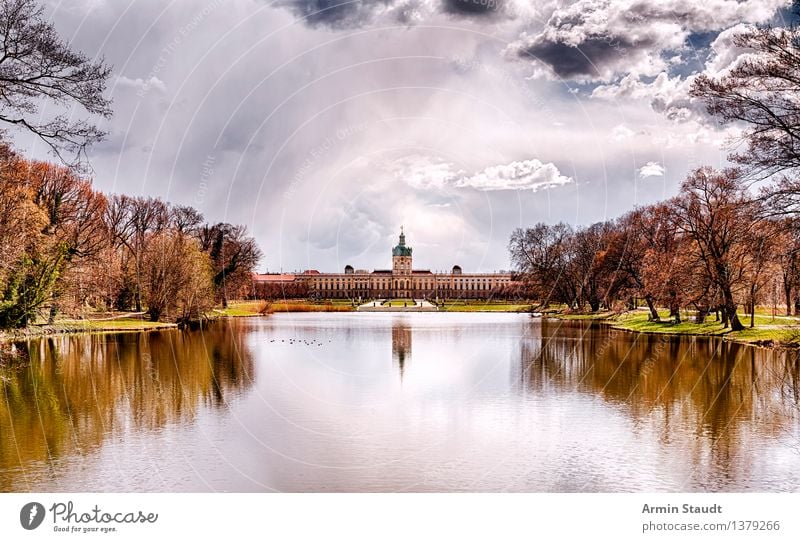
[0,143,44,289]
[141,231,213,322]
[509,223,576,308]
[105,195,170,311]
[774,220,800,315]
[26,161,108,321]
[0,144,49,327]
[570,222,614,312]
[670,168,755,331]
[197,223,262,307]
[609,206,670,320]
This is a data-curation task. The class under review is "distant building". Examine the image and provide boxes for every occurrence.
[253,227,517,299]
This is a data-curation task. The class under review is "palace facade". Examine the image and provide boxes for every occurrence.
[253,228,517,300]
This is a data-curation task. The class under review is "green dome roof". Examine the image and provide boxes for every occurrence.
[392,228,412,257]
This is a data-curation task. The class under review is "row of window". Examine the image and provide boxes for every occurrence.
[315,282,507,291]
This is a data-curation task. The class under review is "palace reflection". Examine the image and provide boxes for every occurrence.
[392,322,412,381]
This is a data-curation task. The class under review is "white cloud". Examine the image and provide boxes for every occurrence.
[115,75,166,93]
[393,156,462,190]
[704,23,760,76]
[639,162,665,178]
[589,22,776,127]
[593,71,699,122]
[395,156,573,192]
[456,159,573,191]
[611,124,635,141]
[507,0,785,82]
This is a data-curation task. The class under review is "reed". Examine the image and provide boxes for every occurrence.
[262,302,353,313]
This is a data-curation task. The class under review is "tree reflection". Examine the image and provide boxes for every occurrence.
[0,322,254,489]
[518,320,800,487]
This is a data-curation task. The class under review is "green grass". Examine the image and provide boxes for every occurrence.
[438,302,532,312]
[742,313,800,326]
[382,299,417,307]
[211,301,267,317]
[609,310,800,345]
[1,316,178,343]
[327,299,358,306]
[55,317,176,330]
[556,311,616,320]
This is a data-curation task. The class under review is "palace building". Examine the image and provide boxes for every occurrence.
[253,228,517,300]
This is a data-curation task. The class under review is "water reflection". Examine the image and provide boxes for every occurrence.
[518,320,800,487]
[392,324,412,381]
[0,323,254,491]
[1,314,799,492]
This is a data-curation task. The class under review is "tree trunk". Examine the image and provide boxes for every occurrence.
[785,280,793,316]
[723,289,744,331]
[670,301,681,324]
[47,304,58,325]
[644,295,660,321]
[695,306,708,324]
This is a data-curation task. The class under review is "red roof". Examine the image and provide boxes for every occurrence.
[253,273,297,282]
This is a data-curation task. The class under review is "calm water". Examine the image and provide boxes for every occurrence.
[1,313,799,492]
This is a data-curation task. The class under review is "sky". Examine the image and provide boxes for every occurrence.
[16,0,796,273]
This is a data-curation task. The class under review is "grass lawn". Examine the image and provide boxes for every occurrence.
[438,302,532,312]
[211,301,266,317]
[610,310,800,345]
[556,311,616,320]
[55,318,176,331]
[327,299,358,306]
[382,299,417,307]
[0,316,177,343]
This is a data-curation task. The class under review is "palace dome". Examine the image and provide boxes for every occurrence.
[392,228,412,257]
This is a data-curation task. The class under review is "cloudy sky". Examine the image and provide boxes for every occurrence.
[20,0,795,272]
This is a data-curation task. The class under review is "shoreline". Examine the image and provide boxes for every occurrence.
[4,305,798,349]
[551,310,800,349]
[0,320,179,344]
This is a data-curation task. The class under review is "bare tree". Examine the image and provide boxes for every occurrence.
[0,0,112,168]
[671,168,755,331]
[690,22,800,218]
[509,223,576,309]
[197,223,262,307]
[142,232,213,322]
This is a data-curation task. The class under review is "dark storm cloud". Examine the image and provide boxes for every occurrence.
[275,0,395,28]
[443,0,505,17]
[518,34,655,80]
[276,0,514,28]
[509,0,787,82]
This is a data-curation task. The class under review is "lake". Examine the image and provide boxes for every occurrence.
[1,313,798,492]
